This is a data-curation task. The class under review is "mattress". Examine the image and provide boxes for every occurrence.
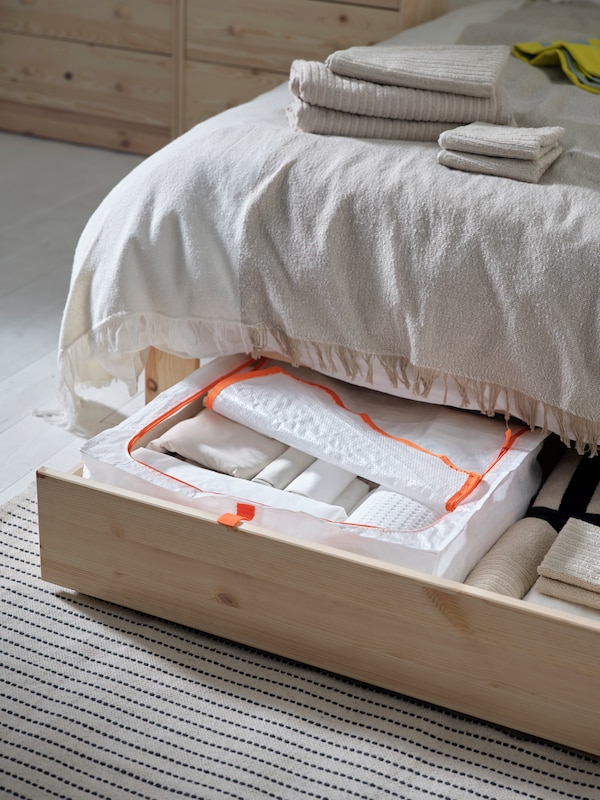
[81,356,546,581]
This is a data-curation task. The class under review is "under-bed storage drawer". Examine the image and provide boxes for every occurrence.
[37,465,600,757]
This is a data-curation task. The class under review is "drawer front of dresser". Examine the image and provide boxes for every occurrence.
[186,0,401,74]
[0,33,172,127]
[0,0,173,54]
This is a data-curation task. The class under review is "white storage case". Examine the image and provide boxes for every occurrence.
[81,355,545,581]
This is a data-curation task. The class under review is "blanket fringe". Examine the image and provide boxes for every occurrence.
[247,327,599,456]
[55,316,599,456]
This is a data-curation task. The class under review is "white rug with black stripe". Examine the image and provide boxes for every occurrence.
[2,485,599,800]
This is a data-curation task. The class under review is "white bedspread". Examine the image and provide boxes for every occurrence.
[57,0,600,451]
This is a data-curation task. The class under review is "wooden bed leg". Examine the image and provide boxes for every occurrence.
[145,347,200,403]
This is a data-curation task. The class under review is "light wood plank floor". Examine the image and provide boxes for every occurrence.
[0,132,146,504]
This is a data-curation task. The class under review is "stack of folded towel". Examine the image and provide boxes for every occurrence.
[536,517,600,609]
[437,121,565,182]
[287,44,515,141]
[465,445,600,601]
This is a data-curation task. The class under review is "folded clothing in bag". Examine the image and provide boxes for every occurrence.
[204,363,533,516]
[146,408,287,479]
[80,355,545,580]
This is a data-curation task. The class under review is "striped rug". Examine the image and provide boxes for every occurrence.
[2,485,599,800]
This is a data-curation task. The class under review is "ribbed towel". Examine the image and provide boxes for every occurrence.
[512,39,600,94]
[535,576,600,610]
[437,144,563,183]
[463,517,557,598]
[289,60,514,125]
[288,98,454,140]
[325,45,510,98]
[538,517,600,592]
[438,122,565,160]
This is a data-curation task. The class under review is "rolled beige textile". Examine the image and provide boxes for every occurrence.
[463,516,557,598]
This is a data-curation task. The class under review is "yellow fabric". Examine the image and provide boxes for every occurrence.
[512,39,600,94]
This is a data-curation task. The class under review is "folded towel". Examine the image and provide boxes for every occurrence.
[512,39,600,94]
[535,575,600,610]
[146,408,287,480]
[326,45,510,98]
[438,122,565,160]
[289,60,514,125]
[285,459,357,504]
[251,446,316,489]
[537,517,600,592]
[288,98,455,140]
[345,487,437,530]
[463,517,557,598]
[437,143,563,182]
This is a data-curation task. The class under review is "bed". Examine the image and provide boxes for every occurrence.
[57,0,600,456]
[38,0,600,756]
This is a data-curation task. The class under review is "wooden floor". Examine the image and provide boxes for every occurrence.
[0,132,146,504]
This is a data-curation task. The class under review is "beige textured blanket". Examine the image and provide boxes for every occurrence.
[239,4,600,452]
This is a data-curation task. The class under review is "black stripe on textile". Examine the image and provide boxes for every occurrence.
[528,454,600,532]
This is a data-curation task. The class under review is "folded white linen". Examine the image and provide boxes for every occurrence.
[285,459,357,504]
[145,408,286,480]
[134,446,348,522]
[537,517,600,592]
[287,98,454,140]
[345,487,437,530]
[325,45,510,98]
[438,122,565,160]
[289,60,514,124]
[251,446,316,489]
[332,477,372,515]
[437,143,563,182]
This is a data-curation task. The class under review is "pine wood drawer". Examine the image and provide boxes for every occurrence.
[186,0,402,74]
[0,0,173,54]
[37,465,600,757]
[0,32,171,153]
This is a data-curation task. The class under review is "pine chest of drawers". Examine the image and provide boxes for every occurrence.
[0,0,446,154]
